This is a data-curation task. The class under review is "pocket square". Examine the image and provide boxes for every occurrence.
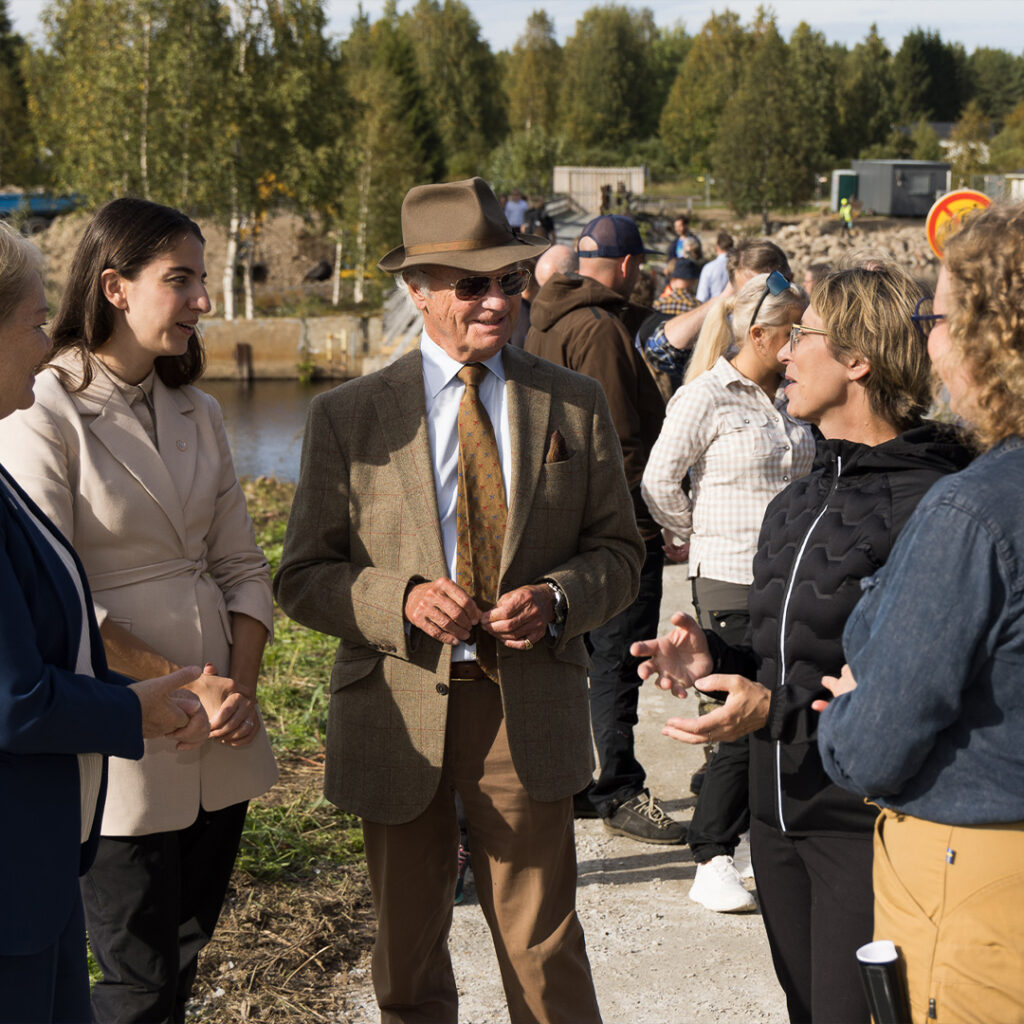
[544,429,570,464]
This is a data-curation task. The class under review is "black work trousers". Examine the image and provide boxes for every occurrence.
[82,801,248,1024]
[585,539,664,817]
[750,816,873,1024]
[688,576,751,862]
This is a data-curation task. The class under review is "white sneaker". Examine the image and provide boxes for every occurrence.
[689,855,757,913]
[733,832,754,880]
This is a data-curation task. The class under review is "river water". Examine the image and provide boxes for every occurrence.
[201,379,338,482]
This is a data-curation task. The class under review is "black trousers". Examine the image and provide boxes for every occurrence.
[585,539,664,817]
[750,817,873,1024]
[688,577,751,862]
[81,801,248,1024]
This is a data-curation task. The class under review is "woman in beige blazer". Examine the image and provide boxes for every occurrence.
[0,198,277,1023]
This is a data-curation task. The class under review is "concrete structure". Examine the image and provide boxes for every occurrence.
[552,166,646,215]
[201,313,389,380]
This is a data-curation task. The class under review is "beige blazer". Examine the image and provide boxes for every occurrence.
[275,344,644,825]
[0,353,277,835]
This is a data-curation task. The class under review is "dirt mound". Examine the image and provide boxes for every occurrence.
[32,210,335,317]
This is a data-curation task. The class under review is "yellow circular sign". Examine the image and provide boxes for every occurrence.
[926,190,991,259]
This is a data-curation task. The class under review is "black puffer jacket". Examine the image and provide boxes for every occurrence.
[709,423,971,836]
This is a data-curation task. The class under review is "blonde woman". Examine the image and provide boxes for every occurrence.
[641,271,814,912]
[633,264,971,1022]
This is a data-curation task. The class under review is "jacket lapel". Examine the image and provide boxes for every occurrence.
[501,346,551,574]
[154,381,198,509]
[63,357,189,547]
[376,351,447,577]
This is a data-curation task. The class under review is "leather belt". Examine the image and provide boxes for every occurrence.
[449,661,487,681]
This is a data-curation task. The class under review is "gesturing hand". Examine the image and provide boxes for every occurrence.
[480,585,554,650]
[404,578,481,646]
[662,674,770,745]
[630,611,713,697]
[811,663,858,713]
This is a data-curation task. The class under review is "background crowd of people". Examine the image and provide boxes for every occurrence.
[1,183,1022,1024]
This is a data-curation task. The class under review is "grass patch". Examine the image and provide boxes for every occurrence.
[188,477,374,1020]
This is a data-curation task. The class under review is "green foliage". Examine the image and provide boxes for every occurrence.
[910,119,943,161]
[966,48,1024,128]
[236,793,364,881]
[711,12,812,227]
[503,9,561,133]
[487,126,566,195]
[989,101,1024,172]
[0,2,37,184]
[949,98,991,180]
[559,4,660,152]
[835,25,894,160]
[400,0,506,178]
[892,28,968,122]
[787,22,839,170]
[659,10,748,176]
[235,476,365,883]
[337,7,440,288]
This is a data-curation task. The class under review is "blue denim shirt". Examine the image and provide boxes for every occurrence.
[642,322,691,377]
[818,436,1024,825]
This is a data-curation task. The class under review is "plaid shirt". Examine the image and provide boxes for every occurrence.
[653,284,700,318]
[641,356,815,584]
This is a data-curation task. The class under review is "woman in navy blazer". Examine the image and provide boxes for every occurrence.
[0,226,207,1022]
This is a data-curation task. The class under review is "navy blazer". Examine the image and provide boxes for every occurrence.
[0,464,143,957]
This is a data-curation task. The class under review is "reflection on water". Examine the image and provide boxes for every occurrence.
[200,378,339,482]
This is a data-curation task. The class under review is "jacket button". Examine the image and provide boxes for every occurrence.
[436,683,449,696]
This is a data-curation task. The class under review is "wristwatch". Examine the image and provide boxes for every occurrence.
[544,580,568,625]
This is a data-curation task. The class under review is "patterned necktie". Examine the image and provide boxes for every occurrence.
[455,362,507,681]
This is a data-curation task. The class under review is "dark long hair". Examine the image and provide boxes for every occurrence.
[50,197,206,389]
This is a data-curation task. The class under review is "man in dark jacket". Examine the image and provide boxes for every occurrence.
[525,214,683,844]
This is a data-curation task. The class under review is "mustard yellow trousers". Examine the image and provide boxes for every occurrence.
[873,809,1024,1024]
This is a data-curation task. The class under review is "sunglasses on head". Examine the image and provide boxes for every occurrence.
[443,268,531,301]
[749,269,793,326]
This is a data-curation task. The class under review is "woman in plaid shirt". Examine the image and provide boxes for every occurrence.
[641,271,814,912]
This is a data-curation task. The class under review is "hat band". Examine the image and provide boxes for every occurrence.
[405,234,513,256]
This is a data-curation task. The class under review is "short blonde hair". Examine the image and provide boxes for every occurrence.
[0,222,43,323]
[944,202,1024,450]
[813,263,929,432]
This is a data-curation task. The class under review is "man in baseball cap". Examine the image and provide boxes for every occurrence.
[526,214,684,847]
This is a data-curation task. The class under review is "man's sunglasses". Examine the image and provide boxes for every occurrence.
[443,268,531,301]
[749,269,793,326]
[911,296,946,338]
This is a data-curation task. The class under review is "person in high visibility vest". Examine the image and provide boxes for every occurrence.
[840,197,854,234]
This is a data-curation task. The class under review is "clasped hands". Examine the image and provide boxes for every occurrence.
[404,578,554,651]
[630,611,770,744]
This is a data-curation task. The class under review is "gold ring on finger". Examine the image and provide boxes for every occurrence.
[522,638,533,650]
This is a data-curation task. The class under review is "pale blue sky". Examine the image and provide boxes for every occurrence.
[10,0,1024,55]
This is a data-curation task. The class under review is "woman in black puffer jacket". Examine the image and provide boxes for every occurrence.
[632,264,971,1023]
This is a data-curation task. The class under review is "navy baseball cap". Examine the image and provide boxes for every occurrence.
[577,215,660,259]
[667,258,699,281]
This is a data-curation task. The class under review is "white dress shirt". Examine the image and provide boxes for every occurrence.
[642,356,814,585]
[419,330,512,661]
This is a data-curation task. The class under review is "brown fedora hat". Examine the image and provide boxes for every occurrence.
[378,177,550,274]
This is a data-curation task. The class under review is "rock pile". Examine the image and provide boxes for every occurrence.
[702,216,941,286]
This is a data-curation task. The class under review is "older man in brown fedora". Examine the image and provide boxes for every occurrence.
[275,177,643,1024]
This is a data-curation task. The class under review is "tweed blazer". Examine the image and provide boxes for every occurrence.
[0,353,277,835]
[0,465,142,956]
[275,344,644,825]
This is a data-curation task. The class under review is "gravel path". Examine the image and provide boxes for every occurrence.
[340,562,788,1023]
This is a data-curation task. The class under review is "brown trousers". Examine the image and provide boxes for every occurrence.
[362,677,602,1024]
[873,809,1024,1024]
